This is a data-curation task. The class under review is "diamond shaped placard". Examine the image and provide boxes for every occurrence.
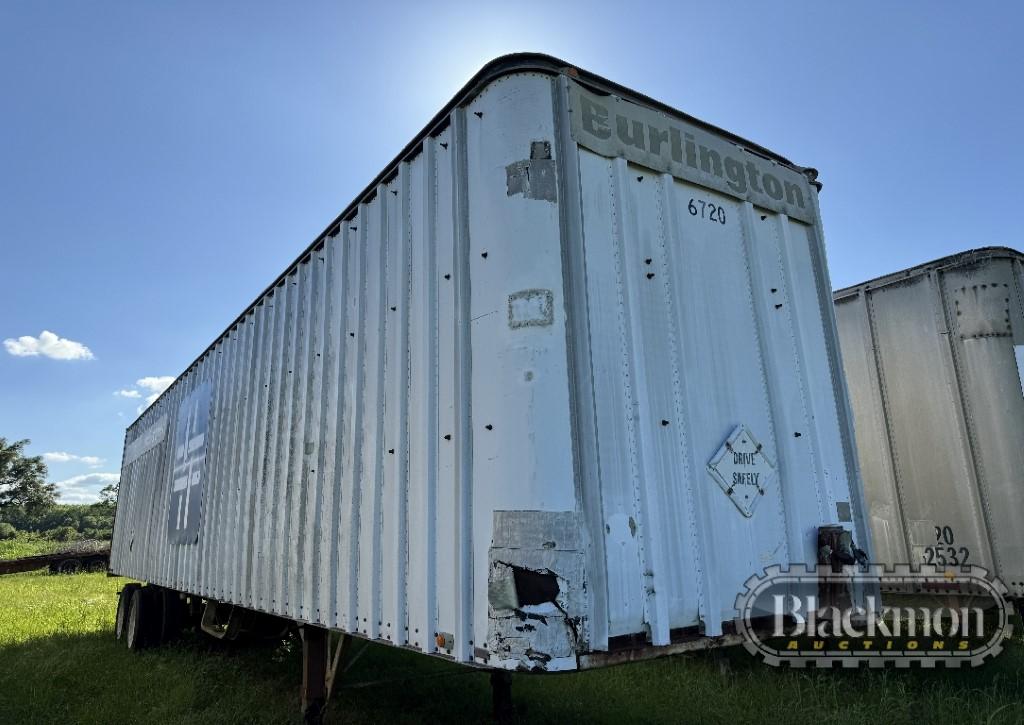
[707,424,775,518]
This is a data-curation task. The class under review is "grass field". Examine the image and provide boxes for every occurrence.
[1,571,1023,724]
[0,536,59,560]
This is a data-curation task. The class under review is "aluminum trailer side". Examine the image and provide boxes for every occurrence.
[111,53,868,684]
[834,247,1024,593]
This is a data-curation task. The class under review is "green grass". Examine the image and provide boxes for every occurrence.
[0,536,58,561]
[1,571,1023,724]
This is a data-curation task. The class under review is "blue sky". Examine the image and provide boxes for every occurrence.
[1,1,1020,503]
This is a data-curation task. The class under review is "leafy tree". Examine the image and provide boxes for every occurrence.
[98,481,118,506]
[0,438,57,518]
[46,525,80,542]
[0,442,117,541]
[0,522,16,540]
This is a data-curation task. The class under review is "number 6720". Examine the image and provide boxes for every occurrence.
[688,198,726,225]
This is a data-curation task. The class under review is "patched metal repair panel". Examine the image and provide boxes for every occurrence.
[487,511,585,671]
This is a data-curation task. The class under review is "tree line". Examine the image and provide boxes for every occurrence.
[0,437,115,542]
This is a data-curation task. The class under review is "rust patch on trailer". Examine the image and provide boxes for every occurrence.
[506,141,557,202]
[487,511,586,671]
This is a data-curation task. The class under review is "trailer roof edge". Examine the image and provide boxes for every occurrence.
[126,52,820,431]
[833,246,1024,301]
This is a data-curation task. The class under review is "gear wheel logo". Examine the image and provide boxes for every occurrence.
[733,564,1013,668]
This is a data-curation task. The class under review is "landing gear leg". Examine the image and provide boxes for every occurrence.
[300,625,329,725]
[490,670,514,723]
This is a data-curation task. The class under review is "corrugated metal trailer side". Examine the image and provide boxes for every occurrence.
[112,53,869,679]
[834,247,1024,593]
[114,64,583,668]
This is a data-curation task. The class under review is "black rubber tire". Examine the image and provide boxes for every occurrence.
[159,588,183,642]
[143,586,165,646]
[115,583,141,641]
[124,589,164,651]
[58,558,83,575]
[126,587,162,651]
[87,558,107,573]
[125,588,146,650]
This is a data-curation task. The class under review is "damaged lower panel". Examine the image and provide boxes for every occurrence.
[487,510,587,671]
[579,633,745,668]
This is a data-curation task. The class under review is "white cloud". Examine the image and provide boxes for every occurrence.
[136,376,175,393]
[3,330,94,360]
[52,472,119,504]
[136,376,175,410]
[43,452,104,467]
[114,375,176,414]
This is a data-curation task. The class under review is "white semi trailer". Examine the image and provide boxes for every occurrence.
[110,53,869,720]
[835,247,1024,590]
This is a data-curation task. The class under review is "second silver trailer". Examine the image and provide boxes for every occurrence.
[835,247,1024,594]
[110,54,868,694]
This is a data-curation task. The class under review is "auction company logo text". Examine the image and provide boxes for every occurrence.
[735,564,1013,667]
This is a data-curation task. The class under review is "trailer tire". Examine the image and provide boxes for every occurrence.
[58,558,83,575]
[144,586,165,646]
[117,583,142,642]
[159,588,183,642]
[87,558,107,573]
[126,587,162,651]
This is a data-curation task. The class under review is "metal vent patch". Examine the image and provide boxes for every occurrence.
[707,424,775,518]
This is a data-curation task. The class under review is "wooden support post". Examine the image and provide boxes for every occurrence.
[300,625,329,724]
[490,670,514,723]
[326,632,353,701]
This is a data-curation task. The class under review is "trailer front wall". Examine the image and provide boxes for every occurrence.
[834,249,1024,592]
[577,150,863,640]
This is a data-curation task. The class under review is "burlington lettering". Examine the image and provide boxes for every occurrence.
[578,92,805,210]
